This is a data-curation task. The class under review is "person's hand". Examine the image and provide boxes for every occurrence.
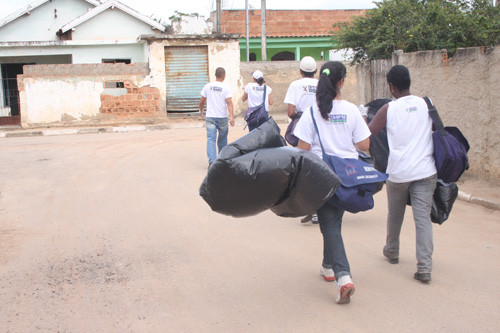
[230,117,235,127]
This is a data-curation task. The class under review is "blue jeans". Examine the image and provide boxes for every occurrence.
[206,117,228,164]
[385,174,437,273]
[317,203,350,280]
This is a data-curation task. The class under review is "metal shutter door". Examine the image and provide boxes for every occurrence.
[165,46,209,113]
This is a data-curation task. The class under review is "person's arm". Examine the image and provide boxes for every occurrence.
[199,96,207,113]
[268,94,273,106]
[297,139,311,151]
[287,104,296,119]
[355,137,370,152]
[226,97,234,126]
[242,92,248,102]
[368,103,388,135]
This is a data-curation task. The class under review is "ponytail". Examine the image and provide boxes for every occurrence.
[256,77,265,86]
[316,61,346,120]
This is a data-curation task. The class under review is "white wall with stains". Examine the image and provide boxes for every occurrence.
[147,36,241,114]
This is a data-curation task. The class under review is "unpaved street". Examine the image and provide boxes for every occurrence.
[1,125,499,332]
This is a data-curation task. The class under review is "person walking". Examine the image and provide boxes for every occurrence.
[294,61,371,304]
[199,67,235,168]
[242,70,273,131]
[284,56,319,223]
[368,65,437,283]
[284,56,318,120]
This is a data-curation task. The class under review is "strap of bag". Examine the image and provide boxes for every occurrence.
[309,106,328,158]
[423,97,446,135]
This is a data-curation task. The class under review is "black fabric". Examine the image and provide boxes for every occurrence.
[365,98,392,173]
[431,180,458,224]
[199,117,341,217]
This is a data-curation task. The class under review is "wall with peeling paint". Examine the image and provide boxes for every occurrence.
[146,36,241,115]
[18,63,163,127]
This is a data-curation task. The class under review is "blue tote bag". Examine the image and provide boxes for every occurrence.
[310,107,388,213]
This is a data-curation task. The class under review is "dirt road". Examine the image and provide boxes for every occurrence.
[1,125,499,332]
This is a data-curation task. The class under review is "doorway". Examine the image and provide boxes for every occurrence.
[0,63,31,125]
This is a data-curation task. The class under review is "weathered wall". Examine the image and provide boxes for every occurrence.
[18,63,162,127]
[238,60,360,117]
[358,47,500,180]
[148,37,241,115]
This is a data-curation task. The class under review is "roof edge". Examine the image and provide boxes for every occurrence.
[0,0,100,30]
[139,33,241,41]
[59,0,166,34]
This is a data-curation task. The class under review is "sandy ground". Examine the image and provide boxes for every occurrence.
[0,125,499,332]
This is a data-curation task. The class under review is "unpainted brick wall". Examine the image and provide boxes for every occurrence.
[214,10,366,37]
[100,82,160,116]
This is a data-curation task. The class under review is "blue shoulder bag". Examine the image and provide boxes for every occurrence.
[310,107,388,213]
[244,85,268,131]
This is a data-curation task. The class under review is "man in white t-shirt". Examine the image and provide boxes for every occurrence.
[369,65,437,283]
[199,67,234,168]
[284,56,319,119]
[284,56,319,223]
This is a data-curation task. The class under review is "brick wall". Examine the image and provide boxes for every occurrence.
[214,9,366,37]
[100,82,160,117]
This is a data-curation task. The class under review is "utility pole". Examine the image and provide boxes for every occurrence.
[246,0,249,61]
[261,0,267,61]
[216,0,222,35]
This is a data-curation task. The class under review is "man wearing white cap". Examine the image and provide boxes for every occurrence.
[284,56,319,224]
[283,56,318,119]
[242,70,273,131]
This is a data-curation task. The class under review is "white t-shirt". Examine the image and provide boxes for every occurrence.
[244,83,272,111]
[283,77,319,113]
[200,81,232,118]
[294,100,371,159]
[386,95,436,182]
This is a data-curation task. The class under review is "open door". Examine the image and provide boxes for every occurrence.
[0,63,30,126]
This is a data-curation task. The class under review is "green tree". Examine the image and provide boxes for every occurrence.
[332,0,500,63]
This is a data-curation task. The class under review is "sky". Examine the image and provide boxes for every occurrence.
[0,0,379,23]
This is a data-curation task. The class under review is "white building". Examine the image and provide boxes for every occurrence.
[0,0,166,125]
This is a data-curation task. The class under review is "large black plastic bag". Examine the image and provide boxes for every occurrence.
[199,118,341,217]
[431,180,458,224]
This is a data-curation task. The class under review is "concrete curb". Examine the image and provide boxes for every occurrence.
[1,122,206,138]
[457,191,500,211]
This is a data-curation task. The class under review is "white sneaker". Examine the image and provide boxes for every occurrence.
[336,275,355,304]
[320,267,335,282]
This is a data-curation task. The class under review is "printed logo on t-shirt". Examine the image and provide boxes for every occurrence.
[211,86,223,92]
[302,85,317,93]
[407,106,417,112]
[252,86,265,91]
[329,114,347,123]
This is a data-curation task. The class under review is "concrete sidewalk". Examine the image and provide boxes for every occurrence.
[1,117,498,212]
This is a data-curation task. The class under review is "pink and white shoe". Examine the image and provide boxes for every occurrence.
[320,267,335,282]
[336,275,355,304]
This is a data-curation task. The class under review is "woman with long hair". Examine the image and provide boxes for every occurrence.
[294,61,371,304]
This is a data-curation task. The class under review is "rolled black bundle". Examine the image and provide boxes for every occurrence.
[199,118,340,217]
